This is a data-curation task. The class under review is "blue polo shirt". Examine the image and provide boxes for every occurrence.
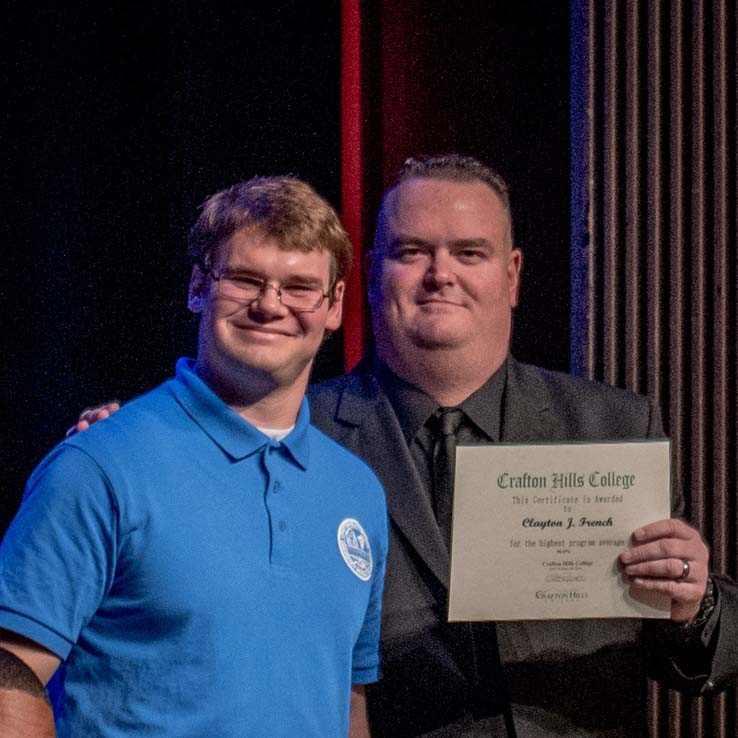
[0,359,387,738]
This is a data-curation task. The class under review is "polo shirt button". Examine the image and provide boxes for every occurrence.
[273,481,282,493]
[278,520,287,532]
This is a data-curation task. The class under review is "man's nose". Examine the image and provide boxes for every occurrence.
[250,283,289,316]
[424,250,455,287]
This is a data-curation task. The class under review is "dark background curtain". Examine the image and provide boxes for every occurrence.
[1,1,346,531]
[340,1,571,366]
[3,2,735,735]
[1,0,570,534]
[570,2,737,736]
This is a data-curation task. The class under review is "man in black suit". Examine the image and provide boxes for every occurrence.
[71,155,737,736]
[308,155,737,737]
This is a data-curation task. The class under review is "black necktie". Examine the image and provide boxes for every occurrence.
[431,408,518,737]
[432,407,463,550]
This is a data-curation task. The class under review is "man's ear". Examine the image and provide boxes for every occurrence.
[188,265,208,313]
[507,248,523,308]
[325,280,345,333]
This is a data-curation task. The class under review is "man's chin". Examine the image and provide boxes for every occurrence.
[217,349,314,394]
[239,352,310,380]
[408,330,466,351]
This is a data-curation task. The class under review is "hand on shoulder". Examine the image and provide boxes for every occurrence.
[65,401,122,438]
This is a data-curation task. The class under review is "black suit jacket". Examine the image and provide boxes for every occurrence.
[309,357,738,738]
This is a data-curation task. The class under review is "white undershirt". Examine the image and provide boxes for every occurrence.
[257,426,295,441]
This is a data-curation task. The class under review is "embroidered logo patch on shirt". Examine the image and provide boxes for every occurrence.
[337,518,373,581]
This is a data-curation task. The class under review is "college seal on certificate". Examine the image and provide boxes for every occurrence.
[337,518,373,581]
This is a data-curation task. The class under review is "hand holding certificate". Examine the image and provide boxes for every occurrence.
[448,440,672,621]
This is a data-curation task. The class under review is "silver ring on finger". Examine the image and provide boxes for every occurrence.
[676,559,690,581]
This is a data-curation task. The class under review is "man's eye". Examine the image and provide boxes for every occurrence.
[394,247,423,261]
[282,284,316,296]
[458,249,486,262]
[229,276,263,289]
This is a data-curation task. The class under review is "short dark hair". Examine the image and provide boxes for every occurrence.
[188,176,353,286]
[375,154,514,249]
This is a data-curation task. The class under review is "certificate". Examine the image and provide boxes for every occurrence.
[448,440,672,621]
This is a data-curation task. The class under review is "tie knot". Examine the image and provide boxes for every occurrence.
[435,407,464,438]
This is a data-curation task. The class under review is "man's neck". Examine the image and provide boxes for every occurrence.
[378,347,507,407]
[194,359,309,428]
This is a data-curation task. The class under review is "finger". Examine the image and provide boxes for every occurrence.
[622,557,696,581]
[632,518,698,544]
[93,404,120,419]
[621,534,708,566]
[626,578,704,622]
[623,556,708,619]
[78,401,121,425]
[628,576,699,595]
[621,538,695,564]
[80,405,117,424]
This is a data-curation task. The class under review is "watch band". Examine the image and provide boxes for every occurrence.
[689,575,717,628]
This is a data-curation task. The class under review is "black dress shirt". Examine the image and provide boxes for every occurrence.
[372,355,507,510]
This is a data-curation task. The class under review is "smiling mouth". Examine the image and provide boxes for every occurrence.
[233,324,293,337]
[418,299,463,308]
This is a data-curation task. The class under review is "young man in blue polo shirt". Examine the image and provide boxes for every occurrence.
[0,177,388,738]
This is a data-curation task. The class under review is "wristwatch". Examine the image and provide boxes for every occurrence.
[689,576,717,628]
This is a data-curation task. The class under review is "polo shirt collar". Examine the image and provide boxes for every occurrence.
[169,358,310,469]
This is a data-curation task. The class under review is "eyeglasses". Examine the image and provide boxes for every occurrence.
[207,270,332,312]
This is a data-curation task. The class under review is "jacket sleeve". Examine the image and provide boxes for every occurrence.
[642,398,738,693]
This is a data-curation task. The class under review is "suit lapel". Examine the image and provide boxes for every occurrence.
[334,370,451,588]
[501,358,562,442]
[329,358,563,591]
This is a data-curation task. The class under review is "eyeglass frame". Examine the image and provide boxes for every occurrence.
[202,266,335,313]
